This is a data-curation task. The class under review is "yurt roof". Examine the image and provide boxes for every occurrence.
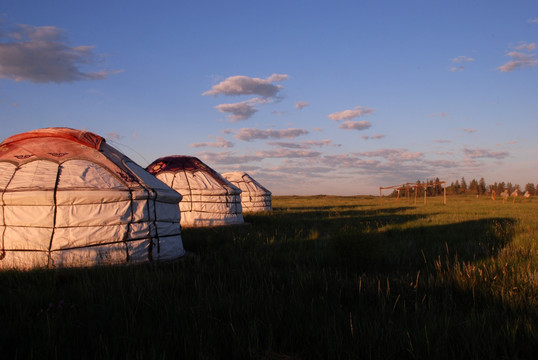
[222,171,272,195]
[0,127,153,188]
[147,155,237,191]
[2,127,104,151]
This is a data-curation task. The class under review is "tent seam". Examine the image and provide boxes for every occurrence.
[0,166,18,261]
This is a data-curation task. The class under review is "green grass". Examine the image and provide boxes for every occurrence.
[1,194,537,359]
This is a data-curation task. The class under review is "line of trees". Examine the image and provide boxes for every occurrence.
[389,177,537,197]
[448,177,537,196]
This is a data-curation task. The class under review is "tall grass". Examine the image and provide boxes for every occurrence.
[0,195,536,359]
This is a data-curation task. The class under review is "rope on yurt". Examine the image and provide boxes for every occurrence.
[150,186,160,256]
[46,163,62,268]
[241,173,254,204]
[125,187,135,262]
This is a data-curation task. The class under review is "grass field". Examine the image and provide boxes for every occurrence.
[1,195,537,359]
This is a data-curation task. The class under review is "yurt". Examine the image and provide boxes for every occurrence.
[0,128,185,270]
[146,156,244,227]
[221,171,272,212]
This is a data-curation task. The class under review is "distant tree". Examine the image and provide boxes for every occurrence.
[497,182,505,194]
[434,177,443,195]
[525,183,536,195]
[461,177,467,193]
[506,182,513,194]
[454,180,461,194]
[415,180,424,196]
[469,179,479,195]
[479,178,487,195]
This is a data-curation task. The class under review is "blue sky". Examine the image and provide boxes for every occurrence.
[1,0,537,195]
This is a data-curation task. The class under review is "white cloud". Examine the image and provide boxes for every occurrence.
[463,128,477,133]
[450,66,466,72]
[354,148,423,161]
[320,154,381,170]
[463,148,509,159]
[197,151,262,164]
[234,127,309,141]
[199,143,515,195]
[256,148,321,159]
[295,101,309,109]
[515,42,536,51]
[215,99,259,121]
[338,120,372,131]
[328,106,374,121]
[0,23,119,83]
[267,141,304,149]
[202,74,287,98]
[190,136,234,148]
[361,134,386,140]
[304,139,339,147]
[204,74,287,120]
[267,139,338,149]
[196,148,321,165]
[452,55,475,63]
[498,43,538,72]
[529,18,538,23]
[429,112,450,117]
[266,73,288,82]
[450,56,474,72]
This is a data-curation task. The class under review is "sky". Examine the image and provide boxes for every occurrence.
[1,0,537,195]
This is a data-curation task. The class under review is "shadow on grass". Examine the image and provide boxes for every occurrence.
[182,203,514,276]
[273,204,372,212]
[272,205,415,215]
[178,212,519,359]
[294,217,515,274]
[181,206,428,253]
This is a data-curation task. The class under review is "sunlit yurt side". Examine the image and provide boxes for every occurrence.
[221,171,272,212]
[0,128,185,270]
[146,156,244,227]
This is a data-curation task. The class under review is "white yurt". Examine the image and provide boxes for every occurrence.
[146,156,244,227]
[221,172,272,212]
[0,128,185,270]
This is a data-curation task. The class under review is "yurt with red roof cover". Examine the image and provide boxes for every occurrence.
[146,156,244,227]
[0,128,185,270]
[221,171,272,212]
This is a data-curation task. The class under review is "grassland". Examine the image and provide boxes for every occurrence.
[0,195,537,359]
